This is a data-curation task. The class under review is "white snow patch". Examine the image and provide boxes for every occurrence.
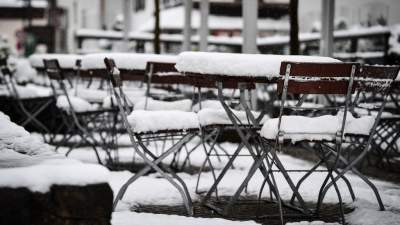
[29,54,82,69]
[176,52,340,78]
[57,95,99,112]
[261,113,375,142]
[81,53,176,70]
[197,108,268,126]
[128,110,199,133]
[134,98,192,111]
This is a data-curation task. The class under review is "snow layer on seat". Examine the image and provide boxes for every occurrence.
[134,98,192,111]
[57,95,98,112]
[29,54,82,69]
[192,100,223,112]
[197,108,268,126]
[260,113,375,142]
[71,88,109,103]
[175,52,340,78]
[81,53,177,70]
[0,84,52,99]
[127,110,199,133]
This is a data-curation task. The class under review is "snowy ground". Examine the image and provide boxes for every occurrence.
[55,135,400,225]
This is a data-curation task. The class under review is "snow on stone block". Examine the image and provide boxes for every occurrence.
[197,108,268,126]
[127,110,199,133]
[175,52,340,78]
[112,211,258,225]
[260,113,375,142]
[134,99,192,111]
[56,95,98,112]
[81,53,177,70]
[0,161,110,193]
[29,54,82,69]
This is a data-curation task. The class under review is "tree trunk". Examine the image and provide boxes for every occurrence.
[289,0,299,55]
[154,0,161,54]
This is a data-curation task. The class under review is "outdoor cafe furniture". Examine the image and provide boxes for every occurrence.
[175,51,399,223]
[104,58,197,215]
[43,58,118,166]
[0,51,54,142]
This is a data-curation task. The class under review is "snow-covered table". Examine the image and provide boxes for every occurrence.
[29,53,82,71]
[81,53,177,80]
[176,51,340,84]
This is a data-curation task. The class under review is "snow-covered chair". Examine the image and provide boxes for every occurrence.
[0,52,54,141]
[260,61,399,223]
[104,58,196,215]
[43,59,118,166]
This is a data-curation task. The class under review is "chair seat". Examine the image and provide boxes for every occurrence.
[260,113,375,142]
[57,95,99,113]
[127,110,199,134]
[197,108,268,127]
[134,98,192,111]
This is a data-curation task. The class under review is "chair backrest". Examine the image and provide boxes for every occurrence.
[356,65,399,93]
[43,59,64,80]
[104,57,122,88]
[0,52,12,77]
[278,61,359,95]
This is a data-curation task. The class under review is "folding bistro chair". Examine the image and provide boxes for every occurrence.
[104,58,198,215]
[259,62,398,224]
[43,59,116,166]
[0,51,54,141]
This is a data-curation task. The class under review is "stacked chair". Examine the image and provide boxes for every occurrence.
[43,59,118,166]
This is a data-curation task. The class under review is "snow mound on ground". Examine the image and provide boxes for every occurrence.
[175,52,340,78]
[112,211,258,225]
[0,111,63,168]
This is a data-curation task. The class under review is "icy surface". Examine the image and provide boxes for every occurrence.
[176,52,340,78]
[29,54,82,69]
[261,113,375,142]
[57,95,98,112]
[134,99,192,111]
[81,53,176,70]
[127,110,199,133]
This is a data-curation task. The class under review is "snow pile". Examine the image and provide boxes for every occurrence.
[134,99,192,111]
[57,95,98,112]
[192,100,224,112]
[81,53,177,70]
[127,110,199,133]
[0,111,63,168]
[112,211,258,225]
[0,161,110,193]
[175,52,340,78]
[197,108,268,126]
[260,112,375,142]
[9,58,38,83]
[29,54,82,69]
[346,200,400,225]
